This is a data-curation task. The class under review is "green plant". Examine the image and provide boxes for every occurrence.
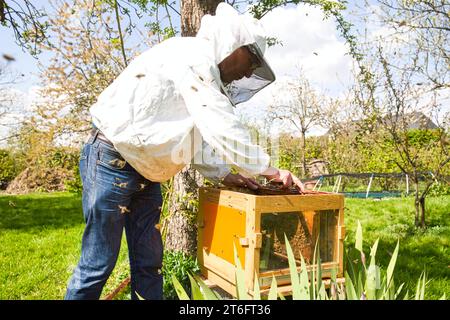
[0,192,130,299]
[0,149,19,188]
[64,163,83,194]
[162,250,200,300]
[171,222,442,300]
[428,182,450,197]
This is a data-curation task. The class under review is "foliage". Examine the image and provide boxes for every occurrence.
[270,134,328,178]
[6,125,81,193]
[32,0,129,139]
[0,149,19,188]
[0,1,49,55]
[274,142,301,176]
[373,0,449,90]
[171,221,443,300]
[267,74,323,177]
[346,0,450,228]
[1,0,178,56]
[64,159,83,194]
[427,181,450,197]
[272,126,448,194]
[162,250,200,300]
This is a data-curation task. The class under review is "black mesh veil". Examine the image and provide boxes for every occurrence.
[224,42,276,105]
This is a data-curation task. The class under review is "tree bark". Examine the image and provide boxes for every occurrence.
[413,180,420,228]
[164,0,222,255]
[0,0,5,23]
[419,196,426,229]
[180,0,220,37]
[165,166,204,255]
[301,130,307,177]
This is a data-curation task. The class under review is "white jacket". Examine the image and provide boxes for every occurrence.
[90,3,274,182]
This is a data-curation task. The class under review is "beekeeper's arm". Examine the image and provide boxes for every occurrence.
[190,139,231,182]
[177,65,305,191]
[178,65,274,178]
[186,138,262,190]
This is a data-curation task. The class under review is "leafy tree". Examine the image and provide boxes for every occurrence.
[0,149,18,188]
[352,46,449,228]
[0,1,48,55]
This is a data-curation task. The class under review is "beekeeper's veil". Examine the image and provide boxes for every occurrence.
[196,3,276,105]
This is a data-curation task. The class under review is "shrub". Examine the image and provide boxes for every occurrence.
[162,250,200,300]
[64,162,83,194]
[428,181,450,197]
[5,147,81,194]
[0,149,19,189]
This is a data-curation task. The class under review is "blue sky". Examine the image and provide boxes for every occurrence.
[4,0,446,143]
[1,27,41,92]
[0,1,372,142]
[0,1,364,92]
[0,0,178,91]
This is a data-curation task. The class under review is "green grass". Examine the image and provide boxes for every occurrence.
[0,192,448,299]
[0,192,130,300]
[344,195,450,299]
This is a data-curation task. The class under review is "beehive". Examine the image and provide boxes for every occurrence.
[197,186,345,297]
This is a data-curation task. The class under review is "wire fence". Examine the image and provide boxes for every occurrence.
[302,172,449,199]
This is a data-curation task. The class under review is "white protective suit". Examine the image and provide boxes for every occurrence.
[90,3,276,182]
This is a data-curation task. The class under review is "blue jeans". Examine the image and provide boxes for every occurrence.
[65,131,163,300]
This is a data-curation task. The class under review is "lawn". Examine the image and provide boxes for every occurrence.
[0,192,130,300]
[344,195,450,299]
[0,192,448,299]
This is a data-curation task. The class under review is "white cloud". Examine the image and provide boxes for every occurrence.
[0,85,44,146]
[259,4,353,94]
[0,83,85,148]
[0,88,26,146]
[236,4,354,134]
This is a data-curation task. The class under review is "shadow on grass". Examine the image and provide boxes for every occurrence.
[0,192,83,231]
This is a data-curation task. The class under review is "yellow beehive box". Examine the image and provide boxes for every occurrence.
[197,187,345,298]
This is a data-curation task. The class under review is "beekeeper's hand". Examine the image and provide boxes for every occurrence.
[221,172,261,190]
[261,167,305,192]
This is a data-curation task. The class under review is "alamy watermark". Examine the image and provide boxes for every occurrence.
[170,128,280,168]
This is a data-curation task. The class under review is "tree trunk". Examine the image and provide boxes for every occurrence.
[419,196,426,229]
[413,180,420,228]
[0,0,5,23]
[301,130,307,177]
[180,0,220,37]
[164,166,204,255]
[164,0,222,255]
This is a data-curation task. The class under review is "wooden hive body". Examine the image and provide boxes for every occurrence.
[197,187,345,298]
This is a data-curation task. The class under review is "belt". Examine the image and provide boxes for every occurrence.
[91,128,113,146]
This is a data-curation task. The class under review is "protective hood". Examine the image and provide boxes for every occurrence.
[196,3,276,105]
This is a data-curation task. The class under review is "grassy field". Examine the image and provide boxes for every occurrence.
[344,196,450,299]
[0,192,448,299]
[0,192,130,300]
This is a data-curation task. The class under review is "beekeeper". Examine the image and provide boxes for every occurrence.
[65,3,304,300]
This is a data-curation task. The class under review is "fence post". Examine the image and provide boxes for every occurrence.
[333,175,342,193]
[366,174,374,198]
[405,174,409,195]
[313,176,323,191]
